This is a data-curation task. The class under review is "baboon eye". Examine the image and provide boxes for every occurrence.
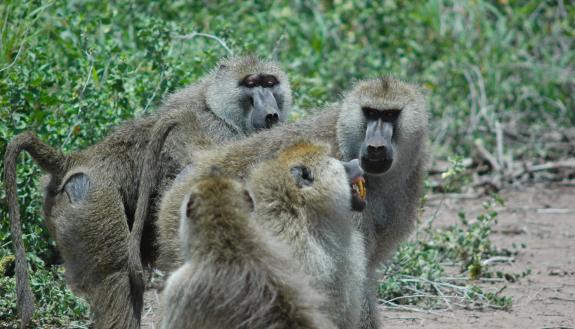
[290,165,314,188]
[261,75,279,88]
[383,110,400,120]
[241,75,259,88]
[362,107,379,118]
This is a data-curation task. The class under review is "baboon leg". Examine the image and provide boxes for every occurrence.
[56,182,140,329]
[360,277,380,329]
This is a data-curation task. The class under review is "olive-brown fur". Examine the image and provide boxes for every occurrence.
[157,142,367,328]
[3,56,292,328]
[187,77,428,329]
[160,172,335,329]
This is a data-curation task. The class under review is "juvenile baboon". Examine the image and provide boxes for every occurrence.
[188,77,428,329]
[157,142,367,328]
[4,56,292,328]
[160,168,335,329]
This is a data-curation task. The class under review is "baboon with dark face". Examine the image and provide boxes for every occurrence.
[187,77,428,329]
[4,56,292,329]
[160,168,335,329]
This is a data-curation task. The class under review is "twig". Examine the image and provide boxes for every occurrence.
[62,50,95,146]
[473,140,500,172]
[495,120,504,171]
[512,158,575,178]
[536,208,573,214]
[481,256,514,266]
[380,300,451,317]
[173,32,233,55]
[271,33,287,60]
[549,297,575,303]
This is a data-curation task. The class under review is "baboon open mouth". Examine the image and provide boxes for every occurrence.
[351,176,367,211]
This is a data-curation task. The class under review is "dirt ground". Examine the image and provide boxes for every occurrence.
[383,183,575,329]
[142,182,575,328]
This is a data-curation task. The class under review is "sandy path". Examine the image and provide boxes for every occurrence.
[143,183,575,328]
[383,183,575,328]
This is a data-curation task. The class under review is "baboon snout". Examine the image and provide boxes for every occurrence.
[360,141,394,175]
[250,87,281,130]
[265,113,279,128]
[367,143,387,157]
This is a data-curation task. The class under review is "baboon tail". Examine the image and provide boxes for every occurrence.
[3,131,68,328]
[127,119,178,319]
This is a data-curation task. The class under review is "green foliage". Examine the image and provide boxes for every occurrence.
[0,256,88,328]
[379,194,516,310]
[1,0,568,324]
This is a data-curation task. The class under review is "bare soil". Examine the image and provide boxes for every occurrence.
[143,183,575,328]
[383,183,575,329]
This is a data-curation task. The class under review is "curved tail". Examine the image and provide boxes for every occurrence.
[3,131,68,328]
[127,119,178,319]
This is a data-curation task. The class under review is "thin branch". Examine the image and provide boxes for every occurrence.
[173,32,233,56]
[473,140,501,172]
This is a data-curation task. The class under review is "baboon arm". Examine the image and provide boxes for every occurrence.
[3,131,67,328]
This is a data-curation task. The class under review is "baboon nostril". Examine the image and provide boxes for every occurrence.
[265,113,279,128]
[367,144,386,155]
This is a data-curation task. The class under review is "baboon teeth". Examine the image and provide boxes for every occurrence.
[351,177,366,201]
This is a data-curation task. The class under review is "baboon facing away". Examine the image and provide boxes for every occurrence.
[160,167,335,329]
[4,56,292,328]
[157,141,366,328]
[188,77,428,329]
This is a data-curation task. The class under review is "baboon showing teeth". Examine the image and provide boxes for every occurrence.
[160,167,336,329]
[188,76,428,329]
[4,56,291,328]
[157,141,366,328]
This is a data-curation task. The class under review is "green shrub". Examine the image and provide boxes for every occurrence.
[2,0,568,324]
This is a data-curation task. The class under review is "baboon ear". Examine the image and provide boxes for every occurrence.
[185,194,195,219]
[244,190,254,212]
[218,64,227,71]
[290,165,314,188]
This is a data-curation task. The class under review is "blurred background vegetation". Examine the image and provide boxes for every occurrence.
[0,0,573,326]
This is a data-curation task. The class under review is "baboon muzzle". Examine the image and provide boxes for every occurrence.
[251,87,280,130]
[360,119,394,175]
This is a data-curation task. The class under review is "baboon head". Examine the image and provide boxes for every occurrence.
[179,169,253,256]
[205,56,292,134]
[249,141,366,217]
[336,77,428,175]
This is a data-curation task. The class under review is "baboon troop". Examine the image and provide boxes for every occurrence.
[4,53,428,329]
[185,76,428,328]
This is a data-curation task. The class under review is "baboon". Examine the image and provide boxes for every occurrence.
[249,142,367,328]
[156,141,367,328]
[159,168,336,329]
[188,77,428,329]
[4,56,292,328]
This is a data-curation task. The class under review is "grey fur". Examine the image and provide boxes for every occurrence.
[189,76,428,329]
[156,141,367,328]
[3,56,292,328]
[159,171,335,329]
